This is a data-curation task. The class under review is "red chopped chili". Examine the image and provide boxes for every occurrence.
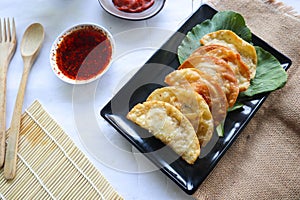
[55,26,112,81]
[112,0,155,13]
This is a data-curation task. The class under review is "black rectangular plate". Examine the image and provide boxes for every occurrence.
[100,4,291,195]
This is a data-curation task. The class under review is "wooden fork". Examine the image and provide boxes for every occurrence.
[0,18,17,168]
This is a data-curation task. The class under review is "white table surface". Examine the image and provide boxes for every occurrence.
[1,0,298,199]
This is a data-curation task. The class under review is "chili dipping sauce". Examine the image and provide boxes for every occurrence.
[55,25,113,81]
[112,0,155,13]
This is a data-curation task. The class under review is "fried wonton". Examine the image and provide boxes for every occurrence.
[127,100,200,164]
[147,86,214,147]
[178,55,239,108]
[190,44,251,91]
[200,30,257,79]
[164,68,227,126]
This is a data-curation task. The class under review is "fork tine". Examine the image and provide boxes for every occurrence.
[3,18,7,42]
[7,18,11,42]
[0,18,2,42]
[11,18,16,42]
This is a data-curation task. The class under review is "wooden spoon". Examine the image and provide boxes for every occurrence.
[4,23,44,180]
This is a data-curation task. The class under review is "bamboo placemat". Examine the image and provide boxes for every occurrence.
[0,100,123,200]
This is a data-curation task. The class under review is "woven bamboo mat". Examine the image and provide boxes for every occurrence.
[0,100,123,200]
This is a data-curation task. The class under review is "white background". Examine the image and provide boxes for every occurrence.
[1,0,298,199]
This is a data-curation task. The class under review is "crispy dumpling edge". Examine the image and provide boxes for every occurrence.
[146,86,214,147]
[127,100,200,164]
[189,44,251,92]
[178,55,239,108]
[200,29,257,79]
[164,68,228,127]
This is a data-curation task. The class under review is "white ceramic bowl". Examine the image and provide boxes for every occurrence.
[50,23,114,84]
[98,0,166,21]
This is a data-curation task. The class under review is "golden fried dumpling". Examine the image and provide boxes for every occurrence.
[147,86,214,147]
[190,44,251,91]
[178,55,239,108]
[165,68,227,126]
[127,100,200,164]
[200,30,257,79]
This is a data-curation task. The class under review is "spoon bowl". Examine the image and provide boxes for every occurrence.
[21,23,45,64]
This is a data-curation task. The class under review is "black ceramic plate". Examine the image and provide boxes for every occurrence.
[98,0,166,20]
[100,4,291,195]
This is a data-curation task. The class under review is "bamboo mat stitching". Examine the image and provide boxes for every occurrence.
[17,152,56,199]
[24,107,105,200]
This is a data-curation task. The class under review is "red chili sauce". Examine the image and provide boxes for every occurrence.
[112,0,155,13]
[55,26,112,81]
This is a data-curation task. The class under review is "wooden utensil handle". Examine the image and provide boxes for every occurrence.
[4,69,30,180]
[0,63,8,168]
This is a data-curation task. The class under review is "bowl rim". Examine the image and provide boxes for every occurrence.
[97,0,166,21]
[50,23,115,85]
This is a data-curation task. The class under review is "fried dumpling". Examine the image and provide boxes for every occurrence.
[127,100,200,164]
[190,44,251,91]
[147,86,214,147]
[178,55,239,108]
[200,30,257,79]
[165,68,227,126]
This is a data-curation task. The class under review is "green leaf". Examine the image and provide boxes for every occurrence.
[178,11,288,97]
[228,102,244,112]
[241,46,288,96]
[210,11,252,42]
[178,11,252,64]
[216,122,225,137]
